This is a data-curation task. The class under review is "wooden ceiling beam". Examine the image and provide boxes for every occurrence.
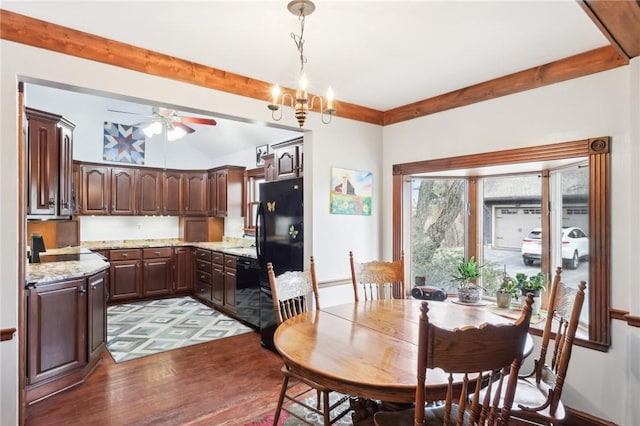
[579,0,640,59]
[0,7,634,128]
[383,46,627,126]
[0,9,385,126]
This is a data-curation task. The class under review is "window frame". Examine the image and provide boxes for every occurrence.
[392,137,611,351]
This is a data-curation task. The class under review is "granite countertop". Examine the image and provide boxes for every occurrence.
[79,239,257,258]
[27,251,109,286]
[26,239,257,287]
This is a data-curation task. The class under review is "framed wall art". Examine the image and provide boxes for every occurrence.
[256,144,269,166]
[103,121,145,165]
[330,167,373,216]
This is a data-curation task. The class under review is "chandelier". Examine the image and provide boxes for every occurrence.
[268,0,336,128]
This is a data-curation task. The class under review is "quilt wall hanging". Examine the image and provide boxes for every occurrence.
[103,121,145,165]
[330,167,373,216]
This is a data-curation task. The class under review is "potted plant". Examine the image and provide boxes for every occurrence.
[516,272,545,314]
[451,256,484,304]
[496,274,519,309]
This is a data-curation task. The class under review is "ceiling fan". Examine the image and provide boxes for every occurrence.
[108,106,217,141]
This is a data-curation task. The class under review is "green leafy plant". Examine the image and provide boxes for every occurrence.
[497,275,520,299]
[515,272,545,295]
[451,256,483,289]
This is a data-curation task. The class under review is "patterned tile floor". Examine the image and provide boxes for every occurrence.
[107,296,254,363]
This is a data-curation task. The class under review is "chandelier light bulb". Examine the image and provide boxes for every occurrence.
[326,86,334,111]
[271,84,281,105]
[266,0,335,127]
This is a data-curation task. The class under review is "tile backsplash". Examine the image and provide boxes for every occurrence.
[80,216,179,241]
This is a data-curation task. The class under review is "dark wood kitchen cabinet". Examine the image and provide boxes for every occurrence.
[87,270,108,362]
[26,269,107,404]
[79,164,110,215]
[163,171,183,215]
[27,277,87,386]
[142,247,173,297]
[194,248,213,304]
[273,139,303,181]
[173,247,193,293]
[211,251,225,306]
[183,171,207,215]
[208,166,245,217]
[108,249,142,301]
[110,167,137,215]
[223,254,237,312]
[26,107,75,219]
[138,168,163,215]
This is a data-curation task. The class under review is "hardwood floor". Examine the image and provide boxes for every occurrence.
[25,331,286,425]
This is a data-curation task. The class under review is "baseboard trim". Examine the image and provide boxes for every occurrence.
[565,406,618,426]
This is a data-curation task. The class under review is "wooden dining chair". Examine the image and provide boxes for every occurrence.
[509,267,587,425]
[268,258,351,425]
[373,294,535,426]
[349,251,405,301]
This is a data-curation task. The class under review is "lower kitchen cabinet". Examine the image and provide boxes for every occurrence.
[212,251,225,306]
[142,247,173,297]
[108,249,142,301]
[173,247,193,293]
[224,254,237,312]
[26,269,108,404]
[87,270,108,362]
[27,277,87,386]
[194,248,213,304]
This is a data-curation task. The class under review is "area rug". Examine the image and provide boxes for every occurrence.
[107,296,254,363]
[246,393,353,426]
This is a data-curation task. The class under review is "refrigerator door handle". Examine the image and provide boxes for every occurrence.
[256,202,265,263]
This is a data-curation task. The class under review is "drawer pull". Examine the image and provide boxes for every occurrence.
[154,251,161,255]
[121,253,128,258]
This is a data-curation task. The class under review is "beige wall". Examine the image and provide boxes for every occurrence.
[381,60,640,424]
[2,38,638,426]
[0,39,382,425]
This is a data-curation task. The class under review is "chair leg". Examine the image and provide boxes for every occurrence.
[273,375,290,426]
[323,391,331,425]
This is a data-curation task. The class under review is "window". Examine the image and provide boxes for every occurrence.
[394,137,610,351]
[243,167,265,236]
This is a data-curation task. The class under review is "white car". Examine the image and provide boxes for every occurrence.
[521,226,589,269]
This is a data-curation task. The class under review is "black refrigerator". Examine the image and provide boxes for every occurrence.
[256,177,304,352]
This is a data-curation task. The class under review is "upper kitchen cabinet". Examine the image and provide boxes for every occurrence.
[111,167,137,215]
[272,138,303,181]
[183,171,207,216]
[163,171,183,215]
[138,168,162,215]
[26,107,76,219]
[208,166,245,217]
[79,163,110,215]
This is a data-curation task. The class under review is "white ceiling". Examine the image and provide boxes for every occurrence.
[3,1,610,156]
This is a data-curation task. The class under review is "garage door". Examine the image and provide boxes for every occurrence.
[493,206,541,249]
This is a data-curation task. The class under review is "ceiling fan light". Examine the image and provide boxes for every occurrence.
[167,125,187,141]
[142,121,162,138]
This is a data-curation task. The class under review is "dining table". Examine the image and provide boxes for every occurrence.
[273,298,534,405]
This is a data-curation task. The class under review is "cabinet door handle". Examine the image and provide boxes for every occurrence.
[90,283,98,289]
[78,287,87,294]
[49,197,56,207]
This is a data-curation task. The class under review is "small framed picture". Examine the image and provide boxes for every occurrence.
[256,144,269,166]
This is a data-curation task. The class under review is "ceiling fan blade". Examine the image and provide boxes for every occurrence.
[176,116,217,126]
[108,109,154,118]
[174,122,195,134]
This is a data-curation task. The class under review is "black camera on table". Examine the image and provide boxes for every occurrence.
[411,286,448,301]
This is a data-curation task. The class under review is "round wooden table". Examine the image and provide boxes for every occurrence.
[273,299,533,403]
